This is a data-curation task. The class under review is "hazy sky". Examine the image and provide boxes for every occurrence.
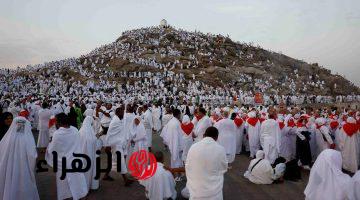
[1,0,359,86]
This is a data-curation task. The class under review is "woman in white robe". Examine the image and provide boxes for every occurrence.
[304,149,351,200]
[79,116,100,190]
[0,116,39,200]
[130,116,147,152]
[315,118,334,155]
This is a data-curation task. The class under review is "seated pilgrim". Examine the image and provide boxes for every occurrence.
[139,151,177,200]
[244,150,286,184]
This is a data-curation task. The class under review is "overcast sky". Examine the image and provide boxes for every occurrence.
[0,0,359,86]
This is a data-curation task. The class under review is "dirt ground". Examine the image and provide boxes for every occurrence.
[35,132,308,200]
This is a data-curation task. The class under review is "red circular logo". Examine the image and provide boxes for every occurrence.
[128,150,157,180]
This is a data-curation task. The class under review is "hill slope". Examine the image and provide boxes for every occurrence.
[13,25,360,96]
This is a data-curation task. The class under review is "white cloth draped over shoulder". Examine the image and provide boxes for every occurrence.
[143,110,154,148]
[244,150,273,184]
[0,116,39,200]
[139,162,177,200]
[186,137,228,200]
[214,118,237,164]
[347,170,360,200]
[260,119,281,164]
[79,116,100,190]
[105,115,127,174]
[161,117,183,168]
[304,149,351,200]
[123,112,136,155]
[152,107,162,132]
[193,116,212,143]
[37,108,53,147]
[45,126,88,200]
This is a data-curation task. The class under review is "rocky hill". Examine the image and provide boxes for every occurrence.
[14,24,360,96]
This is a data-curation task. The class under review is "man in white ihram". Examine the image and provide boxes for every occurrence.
[46,113,88,200]
[142,104,154,151]
[192,107,212,143]
[161,109,183,168]
[186,126,228,200]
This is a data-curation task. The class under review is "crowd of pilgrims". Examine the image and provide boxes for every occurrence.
[1,65,360,111]
[1,25,360,109]
[0,95,359,200]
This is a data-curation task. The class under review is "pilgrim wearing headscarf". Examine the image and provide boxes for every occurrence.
[315,117,334,154]
[278,116,290,160]
[338,117,359,173]
[180,115,194,162]
[306,116,318,161]
[130,116,147,152]
[285,117,297,161]
[304,149,351,200]
[79,116,100,190]
[0,117,39,200]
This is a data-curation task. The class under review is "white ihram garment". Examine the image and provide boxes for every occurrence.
[260,119,280,164]
[0,117,39,200]
[304,149,351,200]
[139,163,177,200]
[214,118,237,164]
[46,126,88,200]
[186,137,227,200]
[37,108,53,147]
[79,116,100,190]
